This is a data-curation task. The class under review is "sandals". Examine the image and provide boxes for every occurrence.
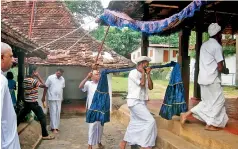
[42,135,55,140]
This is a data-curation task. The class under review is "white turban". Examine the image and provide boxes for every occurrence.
[135,56,151,63]
[208,23,221,37]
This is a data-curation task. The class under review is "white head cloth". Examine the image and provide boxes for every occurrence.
[208,23,221,37]
[135,56,151,63]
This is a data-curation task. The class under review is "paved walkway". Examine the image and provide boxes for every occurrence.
[38,116,131,149]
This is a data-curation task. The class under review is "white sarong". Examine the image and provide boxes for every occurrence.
[88,121,103,145]
[124,103,157,148]
[191,79,229,127]
[49,100,62,129]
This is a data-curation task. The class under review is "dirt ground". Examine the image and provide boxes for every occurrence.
[38,116,133,149]
[38,96,135,149]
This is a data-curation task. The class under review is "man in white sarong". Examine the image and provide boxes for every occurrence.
[120,56,157,149]
[1,42,21,149]
[181,23,229,131]
[79,70,104,149]
[42,69,65,134]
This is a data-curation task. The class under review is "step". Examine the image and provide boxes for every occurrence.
[111,104,130,126]
[114,104,238,149]
[157,129,200,149]
[156,116,238,149]
[18,120,42,149]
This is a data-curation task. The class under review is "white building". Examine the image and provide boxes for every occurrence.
[131,44,179,64]
[190,55,236,86]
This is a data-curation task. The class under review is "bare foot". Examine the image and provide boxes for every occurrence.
[205,125,219,131]
[98,143,104,149]
[53,129,58,134]
[180,113,187,125]
[119,141,126,149]
[88,145,92,149]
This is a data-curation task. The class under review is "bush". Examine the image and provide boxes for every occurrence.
[113,66,172,80]
[113,72,130,78]
[151,67,171,80]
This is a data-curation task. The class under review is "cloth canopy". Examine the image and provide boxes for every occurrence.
[86,62,187,125]
[99,0,208,34]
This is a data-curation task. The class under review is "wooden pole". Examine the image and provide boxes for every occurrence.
[236,33,238,86]
[28,0,35,38]
[141,33,149,56]
[17,51,25,102]
[141,3,149,56]
[178,27,191,110]
[93,26,110,69]
[193,9,203,99]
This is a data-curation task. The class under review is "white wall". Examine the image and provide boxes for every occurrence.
[152,48,163,63]
[37,65,91,100]
[169,50,177,62]
[190,55,236,85]
[131,48,141,63]
[131,47,178,64]
[148,47,155,63]
[150,48,178,63]
[221,56,236,85]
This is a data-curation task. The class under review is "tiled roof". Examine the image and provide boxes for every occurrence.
[1,18,47,59]
[1,1,134,68]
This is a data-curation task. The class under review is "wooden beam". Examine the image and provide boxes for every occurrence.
[178,27,191,110]
[145,0,153,4]
[205,10,238,16]
[150,4,179,9]
[206,1,221,8]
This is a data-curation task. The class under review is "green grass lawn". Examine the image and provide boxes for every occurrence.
[112,76,172,99]
[112,76,237,99]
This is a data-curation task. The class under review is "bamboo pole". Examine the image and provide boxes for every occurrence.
[93,26,110,70]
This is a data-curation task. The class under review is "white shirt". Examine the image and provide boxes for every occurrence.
[45,74,65,100]
[82,81,98,109]
[126,69,148,107]
[198,38,224,85]
[1,71,20,149]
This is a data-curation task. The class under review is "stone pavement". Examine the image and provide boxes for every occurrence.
[38,116,132,149]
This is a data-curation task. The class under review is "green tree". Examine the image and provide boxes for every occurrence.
[223,46,236,57]
[65,0,103,24]
[189,31,196,46]
[91,26,141,57]
[149,33,179,47]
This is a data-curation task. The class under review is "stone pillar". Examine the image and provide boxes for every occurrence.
[178,28,191,110]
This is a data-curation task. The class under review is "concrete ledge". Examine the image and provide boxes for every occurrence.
[111,104,130,126]
[156,116,238,149]
[18,120,42,149]
[157,129,199,149]
[114,104,238,149]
